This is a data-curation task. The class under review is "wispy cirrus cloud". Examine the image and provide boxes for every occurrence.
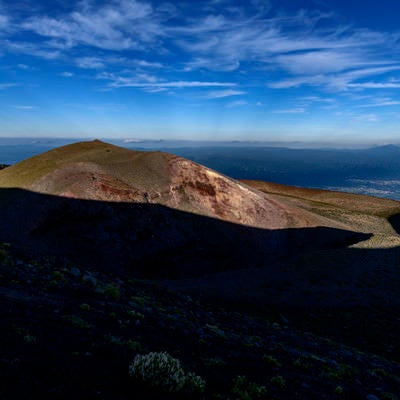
[225,100,248,108]
[74,55,164,70]
[0,0,11,34]
[175,8,397,79]
[272,108,306,114]
[17,63,34,70]
[60,71,74,77]
[98,72,237,90]
[0,13,9,31]
[12,105,36,110]
[348,81,400,89]
[75,56,106,69]
[0,82,18,90]
[204,89,246,99]
[358,97,400,107]
[269,65,400,91]
[299,96,334,103]
[274,50,385,76]
[21,0,163,51]
[167,6,400,93]
[111,80,237,89]
[3,39,61,59]
[355,113,378,122]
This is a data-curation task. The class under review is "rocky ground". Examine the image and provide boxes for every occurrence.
[1,243,399,400]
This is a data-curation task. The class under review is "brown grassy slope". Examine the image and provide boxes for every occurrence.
[0,140,169,191]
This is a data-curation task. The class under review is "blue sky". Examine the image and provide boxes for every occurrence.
[1,0,400,145]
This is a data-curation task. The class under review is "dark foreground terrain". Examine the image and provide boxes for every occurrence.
[1,243,400,400]
[1,141,400,399]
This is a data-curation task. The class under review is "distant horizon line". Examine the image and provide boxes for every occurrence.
[0,136,399,150]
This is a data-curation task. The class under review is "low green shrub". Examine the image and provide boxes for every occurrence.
[129,351,205,394]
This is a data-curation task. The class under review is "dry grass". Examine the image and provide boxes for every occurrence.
[243,179,400,216]
[0,140,171,192]
[243,179,400,235]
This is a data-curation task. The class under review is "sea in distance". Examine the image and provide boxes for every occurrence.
[1,137,400,201]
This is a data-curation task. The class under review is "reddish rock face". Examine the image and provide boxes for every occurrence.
[164,155,293,229]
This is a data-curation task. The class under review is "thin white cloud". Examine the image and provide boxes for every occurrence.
[348,81,400,89]
[355,113,378,122]
[205,89,246,99]
[273,108,306,114]
[334,66,400,89]
[225,100,248,108]
[60,71,74,77]
[99,72,237,89]
[269,76,322,89]
[358,97,400,107]
[274,50,395,77]
[113,80,237,89]
[270,65,400,91]
[76,56,105,69]
[299,96,334,103]
[12,105,36,110]
[3,40,61,59]
[0,83,17,89]
[0,13,9,31]
[333,109,382,124]
[142,87,169,93]
[134,59,163,68]
[17,63,31,70]
[183,57,240,72]
[74,55,164,70]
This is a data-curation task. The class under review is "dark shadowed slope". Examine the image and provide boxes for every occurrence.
[0,188,370,278]
[2,242,400,400]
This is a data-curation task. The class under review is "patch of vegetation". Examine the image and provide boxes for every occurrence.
[230,375,268,399]
[335,385,344,395]
[202,357,227,367]
[129,351,205,394]
[270,375,286,388]
[127,310,144,320]
[23,334,37,344]
[67,315,92,329]
[262,354,281,368]
[79,303,91,311]
[126,339,142,352]
[103,283,121,300]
